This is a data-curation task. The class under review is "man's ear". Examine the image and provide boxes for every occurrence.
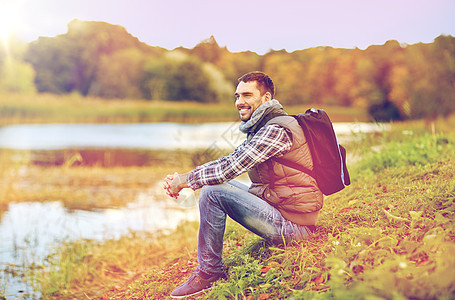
[264,92,272,101]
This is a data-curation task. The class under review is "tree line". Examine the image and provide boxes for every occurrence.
[0,19,454,121]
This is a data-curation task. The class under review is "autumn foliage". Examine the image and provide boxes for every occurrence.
[1,20,454,121]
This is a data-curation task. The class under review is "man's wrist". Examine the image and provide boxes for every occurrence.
[177,173,189,189]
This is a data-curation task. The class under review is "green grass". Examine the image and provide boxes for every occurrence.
[17,117,455,300]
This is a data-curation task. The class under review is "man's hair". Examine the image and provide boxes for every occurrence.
[238,71,275,98]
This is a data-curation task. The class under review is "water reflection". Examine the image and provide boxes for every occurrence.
[30,149,164,167]
[0,122,388,153]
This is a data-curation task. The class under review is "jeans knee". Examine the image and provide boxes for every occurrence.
[199,185,218,206]
[200,183,231,208]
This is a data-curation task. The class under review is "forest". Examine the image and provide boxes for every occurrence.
[0,19,454,121]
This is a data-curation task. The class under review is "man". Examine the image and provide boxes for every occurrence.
[164,71,322,298]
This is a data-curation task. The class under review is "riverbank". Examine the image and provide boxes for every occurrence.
[0,93,370,125]
[0,148,206,213]
[8,117,454,299]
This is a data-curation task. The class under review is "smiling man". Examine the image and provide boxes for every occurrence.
[235,73,273,121]
[164,71,322,298]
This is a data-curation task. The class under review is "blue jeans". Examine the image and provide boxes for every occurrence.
[197,180,314,276]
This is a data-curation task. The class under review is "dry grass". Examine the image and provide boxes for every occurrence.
[0,92,369,125]
[0,148,198,214]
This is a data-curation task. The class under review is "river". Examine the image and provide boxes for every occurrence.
[0,121,387,299]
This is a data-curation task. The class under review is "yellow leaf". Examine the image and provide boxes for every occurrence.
[409,211,423,220]
[348,200,358,206]
[259,283,271,289]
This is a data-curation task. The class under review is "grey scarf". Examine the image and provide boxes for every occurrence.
[239,99,284,134]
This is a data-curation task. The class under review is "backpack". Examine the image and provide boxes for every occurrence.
[275,108,350,196]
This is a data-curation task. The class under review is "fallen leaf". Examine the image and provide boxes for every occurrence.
[339,207,353,214]
[383,209,410,222]
[417,259,430,266]
[261,264,273,273]
[348,200,358,206]
[258,293,270,300]
[259,283,271,289]
[313,275,324,284]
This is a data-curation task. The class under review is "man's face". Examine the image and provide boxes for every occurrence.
[234,81,271,121]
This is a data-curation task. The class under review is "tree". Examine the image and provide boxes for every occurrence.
[262,51,307,105]
[169,59,216,102]
[394,36,455,120]
[142,52,220,102]
[0,37,36,93]
[89,48,147,99]
[364,40,406,120]
[202,62,234,102]
[0,57,36,93]
[332,51,357,106]
[141,58,173,100]
[193,35,222,63]
[213,50,261,86]
[25,20,160,96]
[428,35,455,118]
[26,36,77,93]
[302,47,335,105]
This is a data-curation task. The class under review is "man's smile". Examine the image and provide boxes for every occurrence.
[238,106,250,111]
[238,106,251,117]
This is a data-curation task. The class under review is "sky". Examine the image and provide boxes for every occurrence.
[1,0,454,54]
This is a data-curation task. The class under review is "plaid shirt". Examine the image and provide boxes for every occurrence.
[187,124,292,190]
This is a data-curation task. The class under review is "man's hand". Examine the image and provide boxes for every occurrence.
[163,172,189,199]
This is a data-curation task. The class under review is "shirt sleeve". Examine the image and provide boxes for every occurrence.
[187,124,292,190]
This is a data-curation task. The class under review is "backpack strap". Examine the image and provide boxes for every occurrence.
[274,155,314,177]
[266,115,316,178]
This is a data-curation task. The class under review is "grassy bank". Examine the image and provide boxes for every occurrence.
[0,93,370,124]
[16,117,454,299]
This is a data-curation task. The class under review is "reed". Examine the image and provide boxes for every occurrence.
[0,148,203,215]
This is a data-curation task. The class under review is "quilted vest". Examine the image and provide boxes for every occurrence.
[247,115,323,225]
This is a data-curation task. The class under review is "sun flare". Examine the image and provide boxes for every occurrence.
[0,0,22,50]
